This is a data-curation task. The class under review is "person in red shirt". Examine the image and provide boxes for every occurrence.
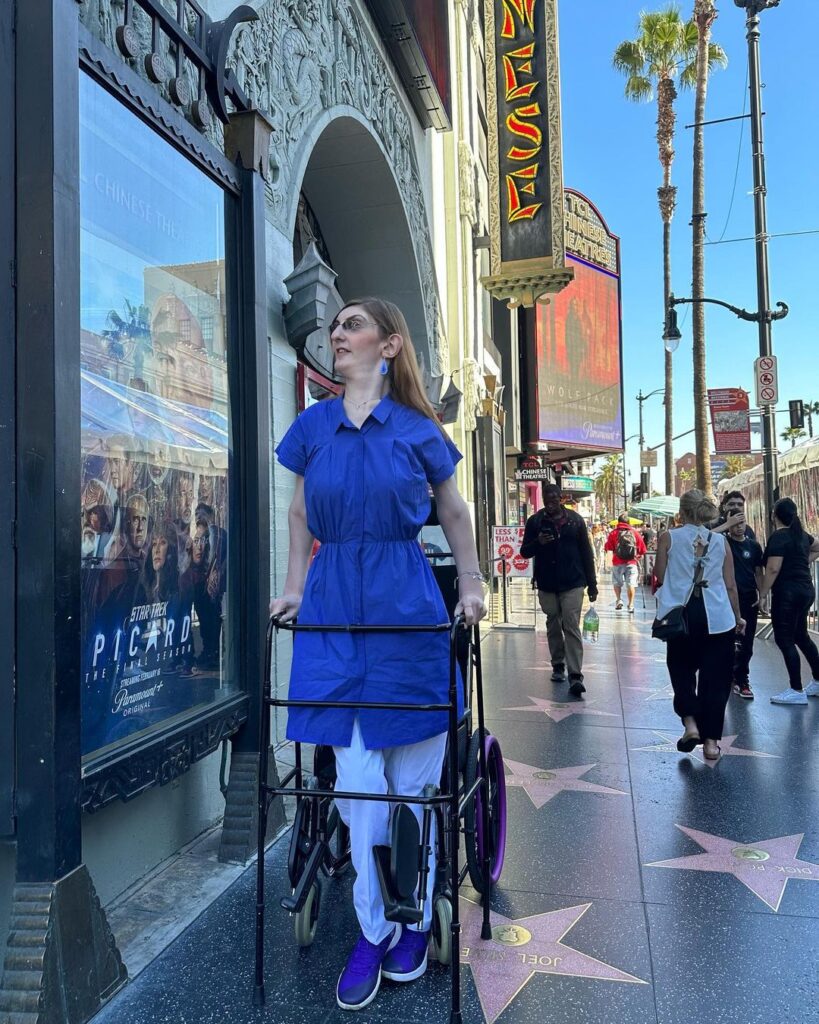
[604,514,647,613]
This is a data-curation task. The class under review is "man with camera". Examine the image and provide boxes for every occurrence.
[520,483,598,697]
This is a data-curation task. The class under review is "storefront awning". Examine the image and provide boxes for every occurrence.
[629,496,680,518]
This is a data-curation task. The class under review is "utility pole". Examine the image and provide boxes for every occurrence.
[636,389,664,499]
[737,0,780,529]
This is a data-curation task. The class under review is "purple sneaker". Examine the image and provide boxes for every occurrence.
[381,927,429,983]
[336,927,401,1011]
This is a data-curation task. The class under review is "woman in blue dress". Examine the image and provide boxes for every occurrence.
[271,298,486,1011]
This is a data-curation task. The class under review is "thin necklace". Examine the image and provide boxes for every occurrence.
[344,395,382,410]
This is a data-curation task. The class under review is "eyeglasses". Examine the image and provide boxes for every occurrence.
[328,317,382,337]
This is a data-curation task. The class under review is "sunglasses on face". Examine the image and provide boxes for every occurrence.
[328,317,382,338]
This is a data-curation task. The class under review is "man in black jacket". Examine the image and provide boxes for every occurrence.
[520,483,598,697]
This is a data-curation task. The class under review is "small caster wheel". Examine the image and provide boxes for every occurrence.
[430,895,452,965]
[294,881,321,947]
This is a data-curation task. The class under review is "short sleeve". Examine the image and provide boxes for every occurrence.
[275,414,308,475]
[764,530,788,563]
[417,421,462,485]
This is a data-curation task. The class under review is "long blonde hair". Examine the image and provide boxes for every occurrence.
[340,297,442,426]
[679,488,718,526]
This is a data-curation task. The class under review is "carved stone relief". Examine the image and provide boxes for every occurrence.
[225,0,443,371]
[459,140,478,226]
[461,358,481,432]
[78,0,444,372]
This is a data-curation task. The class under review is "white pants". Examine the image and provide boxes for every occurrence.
[333,720,448,945]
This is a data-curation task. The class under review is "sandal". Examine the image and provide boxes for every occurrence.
[702,741,721,761]
[676,729,701,753]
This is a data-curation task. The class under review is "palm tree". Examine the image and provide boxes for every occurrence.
[613,7,700,497]
[781,427,806,449]
[594,455,625,519]
[720,455,748,480]
[803,400,819,439]
[691,0,728,492]
[102,298,153,381]
[678,466,695,494]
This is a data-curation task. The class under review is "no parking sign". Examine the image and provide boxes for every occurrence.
[492,526,532,578]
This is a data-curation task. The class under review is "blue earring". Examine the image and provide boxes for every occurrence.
[379,357,389,376]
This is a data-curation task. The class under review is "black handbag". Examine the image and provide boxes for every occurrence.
[651,604,688,641]
[651,537,711,642]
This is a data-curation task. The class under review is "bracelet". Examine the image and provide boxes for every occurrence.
[458,571,486,584]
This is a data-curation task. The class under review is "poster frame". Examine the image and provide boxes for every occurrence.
[0,0,15,837]
[71,32,257,811]
[532,190,624,455]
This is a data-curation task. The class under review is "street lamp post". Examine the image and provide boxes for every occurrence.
[622,433,638,510]
[665,0,784,528]
[636,389,665,498]
[739,0,779,531]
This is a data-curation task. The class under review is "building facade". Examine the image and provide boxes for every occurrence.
[0,2,543,1021]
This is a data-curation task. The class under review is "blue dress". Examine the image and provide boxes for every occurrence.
[275,395,463,749]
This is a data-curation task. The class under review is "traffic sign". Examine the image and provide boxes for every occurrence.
[754,355,778,407]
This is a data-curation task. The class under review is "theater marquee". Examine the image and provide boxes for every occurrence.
[482,0,573,307]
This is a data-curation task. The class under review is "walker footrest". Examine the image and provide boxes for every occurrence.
[373,846,423,925]
[373,804,423,924]
[281,840,326,913]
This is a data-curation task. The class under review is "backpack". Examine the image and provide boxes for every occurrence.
[614,528,637,561]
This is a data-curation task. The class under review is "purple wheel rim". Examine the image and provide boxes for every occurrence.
[475,735,507,884]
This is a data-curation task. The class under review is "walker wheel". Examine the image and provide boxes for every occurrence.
[293,881,321,947]
[464,731,507,894]
[430,895,453,965]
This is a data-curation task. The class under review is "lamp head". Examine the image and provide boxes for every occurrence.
[663,306,682,352]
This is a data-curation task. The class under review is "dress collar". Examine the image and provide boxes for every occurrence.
[333,393,395,432]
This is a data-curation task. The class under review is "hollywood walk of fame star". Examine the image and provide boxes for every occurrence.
[631,732,779,769]
[647,826,819,911]
[619,653,667,665]
[501,695,619,723]
[520,664,608,676]
[459,898,646,1024]
[504,758,628,808]
[622,683,674,702]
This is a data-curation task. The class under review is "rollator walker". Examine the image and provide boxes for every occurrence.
[253,614,507,1024]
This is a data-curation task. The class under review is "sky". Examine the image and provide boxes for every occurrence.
[556,0,818,493]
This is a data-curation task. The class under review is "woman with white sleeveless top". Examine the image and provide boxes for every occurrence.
[653,490,745,760]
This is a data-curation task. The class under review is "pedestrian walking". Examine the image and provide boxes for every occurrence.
[604,514,646,613]
[520,483,598,697]
[592,523,607,575]
[725,498,764,700]
[757,497,819,706]
[653,490,745,761]
[271,298,486,1010]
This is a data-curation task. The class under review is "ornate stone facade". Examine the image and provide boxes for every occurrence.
[227,0,441,368]
[79,0,443,372]
[459,140,478,226]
